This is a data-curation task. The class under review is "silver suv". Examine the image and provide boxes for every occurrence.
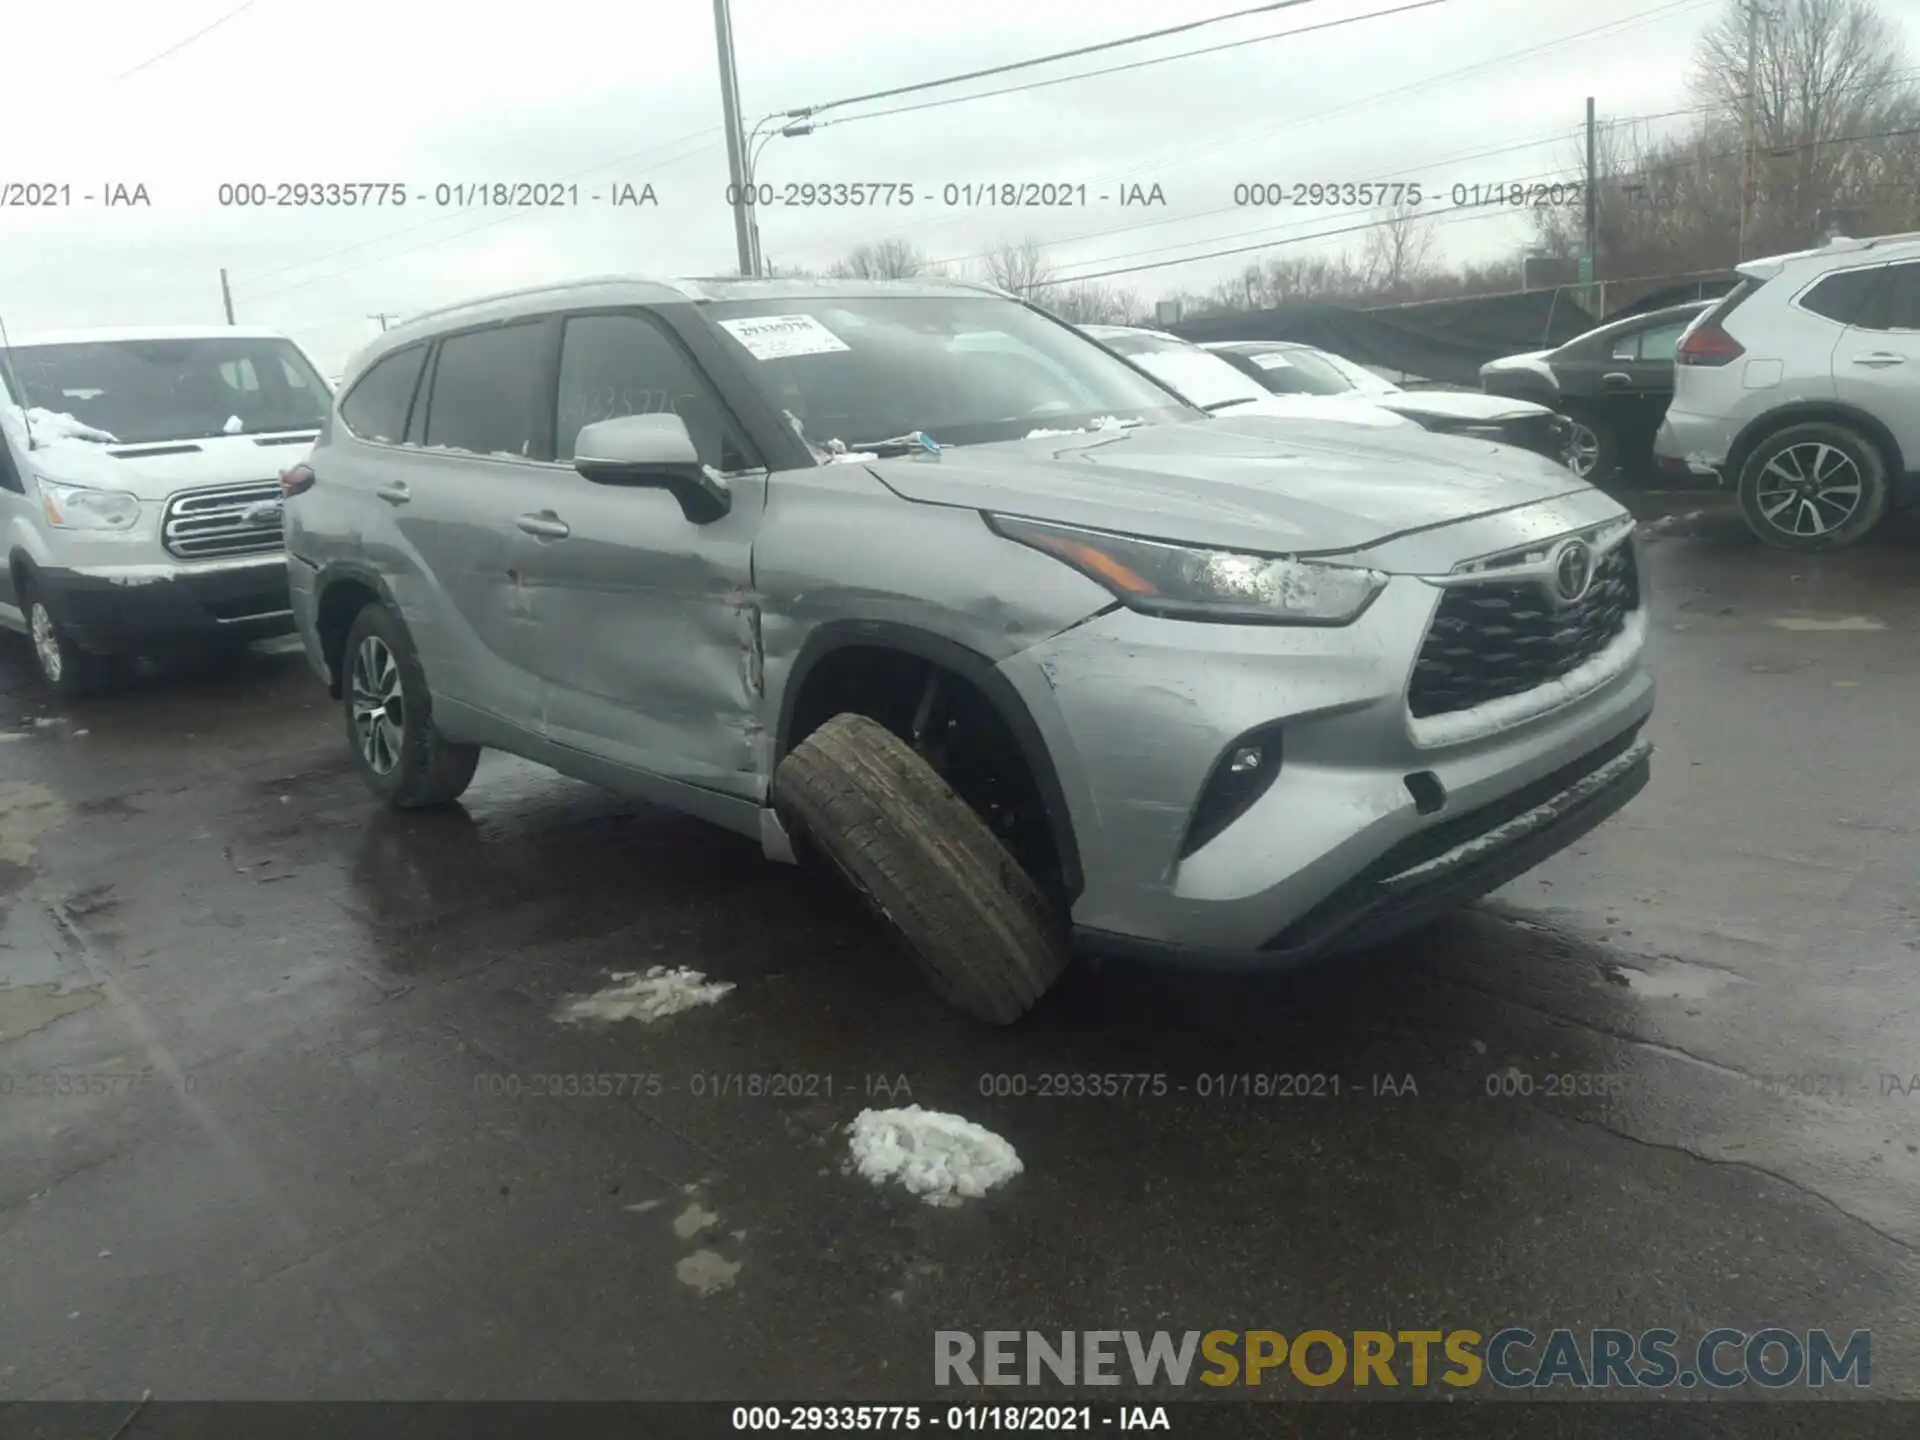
[287,276,1655,1024]
[1655,231,1920,550]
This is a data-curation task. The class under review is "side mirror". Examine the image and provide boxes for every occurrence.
[572,413,732,524]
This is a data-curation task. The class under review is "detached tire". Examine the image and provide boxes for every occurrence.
[773,712,1071,1025]
[341,602,480,808]
[1736,421,1889,552]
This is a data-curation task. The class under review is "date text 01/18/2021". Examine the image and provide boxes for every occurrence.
[730,1405,1170,1431]
[212,182,660,208]
[723,182,1168,208]
[1230,180,1586,208]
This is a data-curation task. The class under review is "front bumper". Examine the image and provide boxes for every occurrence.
[1000,572,1655,964]
[34,556,293,653]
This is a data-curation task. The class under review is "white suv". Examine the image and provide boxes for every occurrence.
[1655,231,1920,550]
[0,325,330,694]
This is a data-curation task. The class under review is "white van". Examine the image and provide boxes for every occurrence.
[0,324,330,694]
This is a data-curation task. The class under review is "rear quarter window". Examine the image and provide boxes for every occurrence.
[1796,268,1882,325]
[340,345,428,444]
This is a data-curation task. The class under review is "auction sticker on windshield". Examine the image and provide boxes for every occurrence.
[717,314,851,360]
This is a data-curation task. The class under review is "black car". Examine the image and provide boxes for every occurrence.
[1205,340,1573,468]
[1478,301,1713,483]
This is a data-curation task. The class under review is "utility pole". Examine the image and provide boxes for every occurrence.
[368,312,398,332]
[220,268,235,325]
[1737,0,1763,261]
[1584,96,1599,314]
[712,0,757,277]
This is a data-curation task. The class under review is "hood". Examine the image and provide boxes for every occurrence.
[1210,393,1414,427]
[1372,391,1555,424]
[13,426,318,500]
[864,415,1593,557]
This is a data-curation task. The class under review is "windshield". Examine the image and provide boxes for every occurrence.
[703,297,1195,452]
[1094,331,1271,411]
[1313,349,1401,395]
[2,337,331,444]
[1228,346,1358,397]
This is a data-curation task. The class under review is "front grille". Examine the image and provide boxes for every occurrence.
[1409,542,1638,718]
[162,481,285,560]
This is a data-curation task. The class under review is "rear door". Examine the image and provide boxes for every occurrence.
[1595,314,1692,449]
[1831,260,1920,465]
[376,316,559,736]
[507,308,767,798]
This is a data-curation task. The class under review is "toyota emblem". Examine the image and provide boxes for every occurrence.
[1550,539,1595,604]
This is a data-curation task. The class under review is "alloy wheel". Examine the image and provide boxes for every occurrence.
[29,602,63,683]
[350,635,405,775]
[1752,442,1863,539]
[1565,422,1601,478]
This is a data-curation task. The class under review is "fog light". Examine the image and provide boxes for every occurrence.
[1180,725,1285,859]
[1229,746,1262,774]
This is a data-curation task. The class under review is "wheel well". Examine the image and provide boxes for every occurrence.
[781,642,1080,908]
[1728,404,1904,481]
[7,552,34,607]
[315,577,381,698]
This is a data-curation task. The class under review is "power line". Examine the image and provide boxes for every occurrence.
[772,0,1338,121]
[821,0,1721,254]
[812,0,1451,133]
[117,0,260,79]
[236,128,724,299]
[1033,117,1920,287]
[245,136,726,309]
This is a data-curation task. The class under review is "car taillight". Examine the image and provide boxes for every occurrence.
[280,463,316,497]
[1677,324,1745,367]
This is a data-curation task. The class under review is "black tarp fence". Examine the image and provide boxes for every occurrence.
[1167,270,1739,387]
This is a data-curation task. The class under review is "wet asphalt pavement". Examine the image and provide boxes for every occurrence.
[0,491,1916,1408]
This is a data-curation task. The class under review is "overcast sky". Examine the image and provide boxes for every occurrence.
[6,0,1918,372]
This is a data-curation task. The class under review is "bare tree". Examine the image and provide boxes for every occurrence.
[826,238,930,280]
[981,236,1055,297]
[1361,199,1439,299]
[1037,281,1143,325]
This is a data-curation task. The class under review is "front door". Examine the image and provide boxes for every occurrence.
[506,309,769,800]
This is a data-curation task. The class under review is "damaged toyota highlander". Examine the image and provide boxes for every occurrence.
[286,276,1654,1024]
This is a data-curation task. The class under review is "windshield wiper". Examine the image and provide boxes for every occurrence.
[833,431,942,458]
[1200,400,1246,413]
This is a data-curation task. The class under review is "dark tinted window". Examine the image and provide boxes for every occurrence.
[556,313,754,469]
[5,337,331,444]
[1874,262,1920,329]
[424,322,548,457]
[1234,347,1355,396]
[340,345,427,444]
[1799,267,1884,325]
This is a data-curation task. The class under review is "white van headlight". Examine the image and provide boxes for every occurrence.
[40,482,141,530]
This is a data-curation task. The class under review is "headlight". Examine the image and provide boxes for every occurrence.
[40,481,141,531]
[988,514,1388,625]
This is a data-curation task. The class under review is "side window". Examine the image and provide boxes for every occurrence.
[219,359,261,392]
[1799,267,1885,326]
[1633,322,1687,362]
[279,357,317,392]
[1873,262,1920,330]
[424,322,549,458]
[339,345,428,444]
[555,313,755,470]
[0,434,21,494]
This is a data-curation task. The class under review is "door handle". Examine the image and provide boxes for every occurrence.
[1601,372,1632,387]
[516,512,571,540]
[374,482,411,505]
[1852,352,1907,367]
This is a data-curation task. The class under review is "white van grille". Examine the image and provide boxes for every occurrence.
[162,481,285,560]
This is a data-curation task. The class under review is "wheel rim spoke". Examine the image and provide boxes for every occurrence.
[351,637,404,774]
[1761,444,1865,536]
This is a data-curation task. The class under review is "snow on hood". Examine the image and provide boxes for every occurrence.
[0,400,118,450]
[1,400,319,498]
[1373,390,1555,424]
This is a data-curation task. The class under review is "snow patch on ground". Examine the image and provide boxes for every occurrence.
[551,966,735,1025]
[846,1106,1023,1206]
[1771,615,1885,632]
[675,1250,741,1295]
